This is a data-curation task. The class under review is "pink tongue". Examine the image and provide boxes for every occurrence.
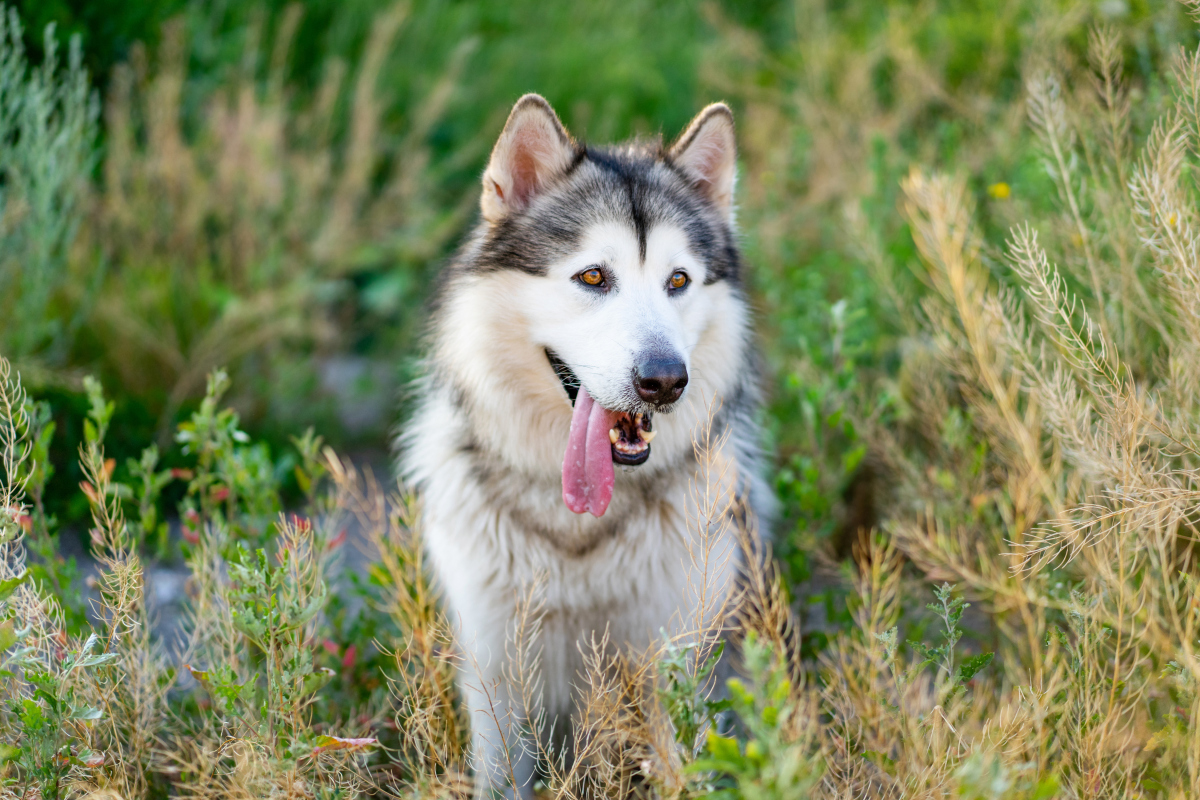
[562,388,620,517]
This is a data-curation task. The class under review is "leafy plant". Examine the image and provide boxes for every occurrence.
[0,358,390,797]
[0,358,112,797]
[5,633,113,800]
[907,583,994,695]
[693,634,823,800]
[658,636,730,762]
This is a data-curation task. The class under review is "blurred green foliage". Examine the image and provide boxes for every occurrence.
[6,0,1196,544]
[15,0,186,86]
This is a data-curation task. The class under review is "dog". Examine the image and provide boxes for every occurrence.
[400,93,771,797]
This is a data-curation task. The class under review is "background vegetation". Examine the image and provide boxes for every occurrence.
[3,0,1200,797]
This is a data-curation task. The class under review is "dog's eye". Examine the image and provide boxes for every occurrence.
[578,267,606,287]
[668,271,689,291]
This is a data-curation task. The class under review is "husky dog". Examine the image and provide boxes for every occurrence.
[401,94,770,797]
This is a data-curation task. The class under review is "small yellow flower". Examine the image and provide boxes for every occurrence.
[987,182,1011,200]
[1168,212,1178,227]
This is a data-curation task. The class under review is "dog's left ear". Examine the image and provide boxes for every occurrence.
[669,103,737,220]
[481,94,576,224]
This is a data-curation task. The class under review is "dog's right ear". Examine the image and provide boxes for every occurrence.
[481,94,575,224]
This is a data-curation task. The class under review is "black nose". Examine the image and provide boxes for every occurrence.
[634,357,688,406]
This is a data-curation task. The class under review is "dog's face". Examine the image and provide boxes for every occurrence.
[515,170,733,419]
[435,95,748,515]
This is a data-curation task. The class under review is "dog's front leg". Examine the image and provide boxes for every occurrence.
[462,673,537,799]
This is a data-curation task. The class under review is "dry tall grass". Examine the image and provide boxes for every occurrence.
[806,20,1200,798]
[0,360,785,799]
[0,363,380,799]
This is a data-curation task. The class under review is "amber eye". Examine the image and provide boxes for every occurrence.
[669,270,689,290]
[579,267,605,287]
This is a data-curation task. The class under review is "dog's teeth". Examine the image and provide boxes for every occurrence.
[641,429,656,442]
[609,428,619,444]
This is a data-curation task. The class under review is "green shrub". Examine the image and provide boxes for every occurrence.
[0,6,96,381]
[77,2,472,442]
[0,360,407,796]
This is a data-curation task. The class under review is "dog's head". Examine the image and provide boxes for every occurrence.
[438,94,749,516]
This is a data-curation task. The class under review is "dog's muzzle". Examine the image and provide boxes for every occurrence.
[546,349,654,466]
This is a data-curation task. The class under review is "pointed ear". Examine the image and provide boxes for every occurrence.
[668,103,737,219]
[481,94,575,224]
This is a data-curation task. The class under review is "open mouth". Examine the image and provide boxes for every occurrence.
[547,349,655,466]
[608,411,653,465]
[548,349,655,517]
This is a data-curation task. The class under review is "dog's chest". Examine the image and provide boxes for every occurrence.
[501,470,694,582]
[423,449,730,619]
